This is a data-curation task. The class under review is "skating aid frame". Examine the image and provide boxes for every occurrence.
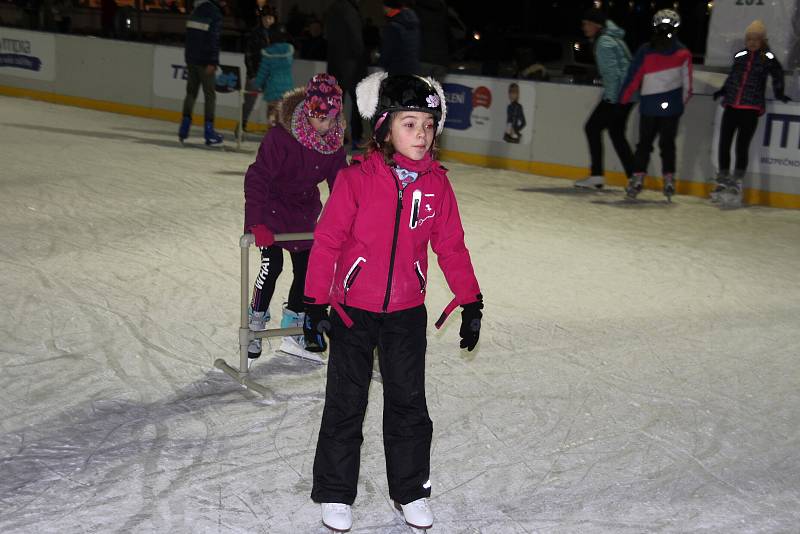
[213,232,314,396]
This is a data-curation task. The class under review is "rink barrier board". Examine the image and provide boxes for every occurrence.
[438,149,800,210]
[3,82,800,210]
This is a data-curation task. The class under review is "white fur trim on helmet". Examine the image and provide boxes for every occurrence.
[425,76,447,135]
[356,71,388,120]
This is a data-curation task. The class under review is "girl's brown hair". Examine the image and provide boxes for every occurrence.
[362,112,440,166]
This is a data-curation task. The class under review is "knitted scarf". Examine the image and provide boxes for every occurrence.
[290,102,344,154]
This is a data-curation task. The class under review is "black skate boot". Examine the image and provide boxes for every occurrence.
[625,173,644,200]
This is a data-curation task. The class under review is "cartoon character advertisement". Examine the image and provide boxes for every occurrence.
[441,75,535,145]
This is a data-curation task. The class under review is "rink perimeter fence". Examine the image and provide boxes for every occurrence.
[2,27,800,209]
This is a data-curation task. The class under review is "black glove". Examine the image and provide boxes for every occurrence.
[777,94,792,103]
[712,89,724,101]
[303,302,331,352]
[459,300,483,351]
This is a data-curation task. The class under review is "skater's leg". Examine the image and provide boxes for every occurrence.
[609,102,635,177]
[181,64,202,119]
[312,306,380,505]
[200,64,217,123]
[376,305,432,505]
[286,249,310,313]
[241,78,259,130]
[584,100,612,177]
[734,108,759,174]
[248,246,283,360]
[717,106,736,175]
[658,115,680,176]
[633,114,658,175]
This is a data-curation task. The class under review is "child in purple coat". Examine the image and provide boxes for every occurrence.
[243,73,348,365]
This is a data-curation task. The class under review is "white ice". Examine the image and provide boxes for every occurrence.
[1,95,800,533]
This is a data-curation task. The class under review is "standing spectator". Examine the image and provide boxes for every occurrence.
[325,0,367,147]
[380,0,421,76]
[100,0,116,37]
[574,8,635,190]
[711,20,790,207]
[619,9,691,202]
[254,24,295,127]
[301,18,328,61]
[413,0,450,81]
[241,2,275,134]
[178,0,225,146]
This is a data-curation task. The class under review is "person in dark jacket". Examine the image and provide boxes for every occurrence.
[179,0,225,146]
[574,8,635,189]
[241,3,275,133]
[243,74,348,365]
[619,9,691,202]
[325,0,367,147]
[711,20,790,207]
[413,0,450,80]
[380,0,421,76]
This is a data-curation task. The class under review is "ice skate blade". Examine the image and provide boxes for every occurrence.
[277,339,325,364]
[322,521,350,533]
[574,184,604,190]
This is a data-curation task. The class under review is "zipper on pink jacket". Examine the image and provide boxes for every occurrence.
[383,174,403,312]
[735,52,754,107]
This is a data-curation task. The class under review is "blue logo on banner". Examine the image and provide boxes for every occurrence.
[443,83,473,130]
[0,54,42,71]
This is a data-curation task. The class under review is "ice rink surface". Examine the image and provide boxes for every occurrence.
[1,95,799,533]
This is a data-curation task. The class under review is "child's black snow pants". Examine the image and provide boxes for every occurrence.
[311,304,432,506]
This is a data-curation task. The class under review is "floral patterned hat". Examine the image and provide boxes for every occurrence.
[303,73,344,119]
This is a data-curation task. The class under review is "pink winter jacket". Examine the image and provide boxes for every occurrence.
[304,150,481,316]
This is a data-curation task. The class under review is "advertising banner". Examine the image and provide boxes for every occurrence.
[153,46,246,106]
[706,0,799,69]
[0,28,56,81]
[441,74,536,146]
[712,101,800,178]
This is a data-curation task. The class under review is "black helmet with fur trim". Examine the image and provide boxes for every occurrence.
[356,72,447,145]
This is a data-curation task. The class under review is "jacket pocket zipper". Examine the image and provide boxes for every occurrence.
[344,256,366,304]
[414,260,426,294]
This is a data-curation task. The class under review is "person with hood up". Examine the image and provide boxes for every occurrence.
[619,9,692,202]
[711,20,790,208]
[380,0,421,75]
[574,8,636,190]
[254,24,295,127]
[303,72,482,532]
[240,2,275,134]
[243,74,348,366]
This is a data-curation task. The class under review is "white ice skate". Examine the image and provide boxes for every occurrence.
[719,181,743,209]
[276,307,325,364]
[247,308,270,369]
[278,335,325,364]
[395,498,434,529]
[574,175,605,189]
[321,503,352,532]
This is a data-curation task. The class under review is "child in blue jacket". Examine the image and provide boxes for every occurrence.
[255,25,295,127]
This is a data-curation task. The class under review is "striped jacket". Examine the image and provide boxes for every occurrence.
[619,41,692,117]
[184,0,223,66]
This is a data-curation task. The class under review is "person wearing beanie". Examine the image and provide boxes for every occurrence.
[710,19,790,207]
[304,72,482,532]
[619,9,692,202]
[243,73,348,366]
[380,0,421,75]
[574,8,636,189]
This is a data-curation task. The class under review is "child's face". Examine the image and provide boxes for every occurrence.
[309,115,335,136]
[387,111,435,160]
[509,88,519,101]
[745,33,764,52]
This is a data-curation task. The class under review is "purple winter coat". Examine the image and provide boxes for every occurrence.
[244,89,348,252]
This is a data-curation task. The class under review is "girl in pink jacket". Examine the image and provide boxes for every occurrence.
[302,72,482,532]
